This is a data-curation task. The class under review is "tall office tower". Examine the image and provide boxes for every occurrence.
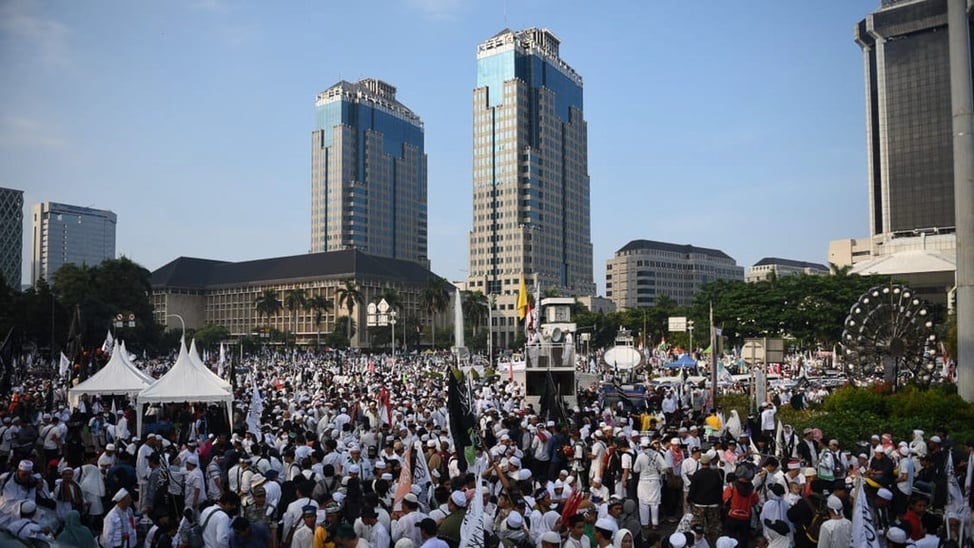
[311,79,428,268]
[855,0,970,252]
[467,28,595,303]
[0,187,24,290]
[31,202,117,285]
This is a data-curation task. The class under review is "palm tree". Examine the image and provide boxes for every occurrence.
[307,295,334,348]
[420,276,451,348]
[254,289,283,327]
[336,280,364,342]
[462,290,490,336]
[283,288,308,345]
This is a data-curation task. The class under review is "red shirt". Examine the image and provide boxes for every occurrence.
[900,509,923,540]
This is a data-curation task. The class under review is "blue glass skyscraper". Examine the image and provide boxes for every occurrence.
[311,79,428,267]
[467,28,594,348]
[467,28,594,294]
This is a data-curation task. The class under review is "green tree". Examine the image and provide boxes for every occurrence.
[307,295,334,348]
[193,324,230,349]
[51,257,158,354]
[462,290,489,337]
[283,288,308,343]
[336,280,363,342]
[420,276,451,348]
[254,289,283,326]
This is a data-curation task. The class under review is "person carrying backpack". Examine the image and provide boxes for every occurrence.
[722,476,759,547]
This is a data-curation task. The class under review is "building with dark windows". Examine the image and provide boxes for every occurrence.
[31,202,116,285]
[745,258,829,283]
[847,0,964,305]
[466,28,595,349]
[855,0,965,251]
[151,249,448,348]
[0,187,24,290]
[311,79,428,268]
[605,240,744,310]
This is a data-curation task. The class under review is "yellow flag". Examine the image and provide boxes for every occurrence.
[516,274,528,320]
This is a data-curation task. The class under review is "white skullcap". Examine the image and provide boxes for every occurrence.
[669,533,688,548]
[112,488,130,502]
[450,490,467,507]
[20,500,37,515]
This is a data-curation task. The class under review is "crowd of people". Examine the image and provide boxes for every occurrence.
[0,348,972,548]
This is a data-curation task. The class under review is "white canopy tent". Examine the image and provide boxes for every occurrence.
[118,341,153,380]
[188,338,232,391]
[135,339,233,436]
[68,341,155,409]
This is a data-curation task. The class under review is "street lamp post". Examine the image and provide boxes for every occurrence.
[166,314,186,340]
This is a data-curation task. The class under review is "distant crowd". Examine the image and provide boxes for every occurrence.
[0,348,972,548]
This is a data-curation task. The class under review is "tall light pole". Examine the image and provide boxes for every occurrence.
[949,0,974,401]
[166,314,186,340]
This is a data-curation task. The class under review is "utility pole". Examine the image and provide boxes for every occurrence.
[949,0,974,401]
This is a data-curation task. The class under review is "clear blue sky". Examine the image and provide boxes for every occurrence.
[2,0,878,294]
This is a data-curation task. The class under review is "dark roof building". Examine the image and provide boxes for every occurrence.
[151,249,448,347]
[606,239,743,309]
[745,257,829,283]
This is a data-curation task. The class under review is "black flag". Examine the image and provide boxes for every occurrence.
[447,368,474,472]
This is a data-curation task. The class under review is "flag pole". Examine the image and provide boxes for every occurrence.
[709,302,717,409]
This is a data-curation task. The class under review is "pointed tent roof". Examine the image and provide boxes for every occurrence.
[138,340,232,404]
[136,340,233,435]
[118,341,154,383]
[68,341,155,408]
[189,339,231,391]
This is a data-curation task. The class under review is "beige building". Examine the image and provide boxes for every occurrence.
[827,237,873,268]
[606,240,744,310]
[151,249,446,348]
[745,257,829,283]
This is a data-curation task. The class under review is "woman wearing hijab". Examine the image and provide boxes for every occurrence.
[725,411,742,442]
[612,529,634,548]
[535,510,562,547]
[759,483,792,548]
[55,509,96,547]
[618,500,642,543]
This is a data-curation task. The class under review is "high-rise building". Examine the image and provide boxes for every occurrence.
[855,0,968,248]
[310,79,428,268]
[31,202,117,285]
[848,0,966,305]
[467,28,594,348]
[0,187,24,290]
[606,240,744,310]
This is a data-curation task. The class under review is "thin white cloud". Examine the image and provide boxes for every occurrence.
[0,0,70,67]
[405,0,464,20]
[0,115,65,148]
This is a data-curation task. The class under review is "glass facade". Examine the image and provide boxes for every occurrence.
[310,79,428,267]
[0,187,23,290]
[468,28,595,314]
[856,0,970,239]
[31,202,116,285]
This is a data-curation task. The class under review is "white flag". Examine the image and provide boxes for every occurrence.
[851,479,881,548]
[458,463,485,548]
[412,441,433,487]
[101,330,114,355]
[246,383,263,438]
[945,451,967,518]
[217,344,226,378]
[58,352,70,378]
